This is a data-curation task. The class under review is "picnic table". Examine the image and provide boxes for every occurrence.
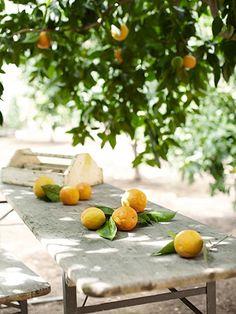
[1,183,236,314]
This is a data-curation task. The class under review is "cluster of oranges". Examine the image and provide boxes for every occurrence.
[36,26,197,71]
[36,23,129,51]
[35,183,203,259]
[113,188,147,231]
[60,183,92,204]
[111,23,129,64]
[33,176,147,232]
[171,55,197,69]
[34,177,203,258]
[33,176,92,205]
[81,188,147,232]
[37,23,129,65]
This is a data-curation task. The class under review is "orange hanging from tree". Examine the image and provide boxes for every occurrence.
[111,24,129,41]
[37,31,51,49]
[183,55,197,69]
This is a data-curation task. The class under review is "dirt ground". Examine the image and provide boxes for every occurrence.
[0,135,236,314]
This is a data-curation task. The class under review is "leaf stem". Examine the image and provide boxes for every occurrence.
[208,234,229,250]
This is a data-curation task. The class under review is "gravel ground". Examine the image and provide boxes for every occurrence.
[0,135,235,314]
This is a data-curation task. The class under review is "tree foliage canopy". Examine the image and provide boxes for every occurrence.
[0,0,236,194]
[171,88,236,196]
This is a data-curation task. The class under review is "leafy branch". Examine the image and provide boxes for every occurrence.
[14,0,133,36]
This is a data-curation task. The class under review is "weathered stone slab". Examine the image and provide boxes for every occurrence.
[0,248,50,304]
[1,183,236,298]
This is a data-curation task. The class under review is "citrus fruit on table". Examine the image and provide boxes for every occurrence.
[33,176,55,198]
[183,55,197,69]
[174,229,203,258]
[60,186,79,205]
[121,188,147,213]
[112,206,138,231]
[37,31,51,49]
[76,183,92,200]
[81,207,106,230]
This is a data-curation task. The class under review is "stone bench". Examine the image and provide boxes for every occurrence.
[0,248,51,313]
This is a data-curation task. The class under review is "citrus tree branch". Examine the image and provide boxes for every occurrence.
[14,0,133,35]
[73,0,133,32]
[203,0,219,17]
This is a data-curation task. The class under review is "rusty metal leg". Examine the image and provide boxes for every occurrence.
[206,281,216,314]
[62,272,77,314]
[76,287,206,314]
[169,288,203,314]
[19,300,28,314]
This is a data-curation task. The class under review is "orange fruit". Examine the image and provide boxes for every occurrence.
[121,188,147,213]
[114,48,123,63]
[111,24,129,41]
[37,31,51,49]
[183,55,197,69]
[33,176,55,198]
[81,207,106,230]
[112,206,138,231]
[174,230,203,258]
[76,182,92,200]
[60,186,79,205]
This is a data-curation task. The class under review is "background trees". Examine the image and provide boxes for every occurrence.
[0,0,235,196]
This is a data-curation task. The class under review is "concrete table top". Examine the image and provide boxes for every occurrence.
[1,183,236,298]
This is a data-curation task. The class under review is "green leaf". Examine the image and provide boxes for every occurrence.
[222,62,233,82]
[21,32,39,43]
[146,211,176,222]
[0,82,3,96]
[138,212,153,225]
[96,217,117,240]
[207,53,219,69]
[132,153,144,167]
[94,205,114,216]
[212,16,223,37]
[152,240,176,256]
[41,184,61,202]
[138,211,176,225]
[221,40,236,60]
[0,0,5,11]
[165,138,181,148]
[213,65,221,87]
[108,134,116,149]
[38,195,52,202]
[0,111,3,125]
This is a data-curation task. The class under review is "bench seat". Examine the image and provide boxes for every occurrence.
[0,248,50,312]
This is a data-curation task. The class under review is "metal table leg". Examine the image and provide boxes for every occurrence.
[206,281,216,314]
[62,278,216,314]
[63,272,77,314]
[0,209,14,221]
[19,300,28,314]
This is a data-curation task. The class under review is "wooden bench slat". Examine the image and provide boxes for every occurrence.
[0,249,51,304]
